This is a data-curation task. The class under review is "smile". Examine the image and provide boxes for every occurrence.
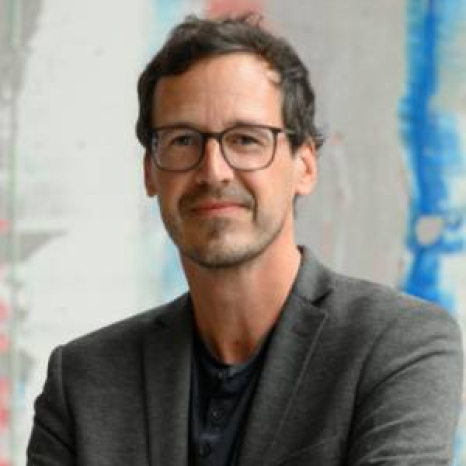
[189,201,247,216]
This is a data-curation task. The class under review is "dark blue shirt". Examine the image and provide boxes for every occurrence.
[189,327,272,466]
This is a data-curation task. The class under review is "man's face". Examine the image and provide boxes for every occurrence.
[144,52,316,269]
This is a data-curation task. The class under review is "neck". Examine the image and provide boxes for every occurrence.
[182,241,302,364]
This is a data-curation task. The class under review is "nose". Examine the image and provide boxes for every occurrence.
[194,136,235,185]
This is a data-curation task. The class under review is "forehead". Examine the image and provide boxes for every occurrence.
[152,53,283,128]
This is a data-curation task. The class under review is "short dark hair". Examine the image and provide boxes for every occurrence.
[136,15,324,152]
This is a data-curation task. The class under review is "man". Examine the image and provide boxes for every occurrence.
[27,15,462,466]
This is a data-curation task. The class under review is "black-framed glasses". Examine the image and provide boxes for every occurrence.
[149,124,294,172]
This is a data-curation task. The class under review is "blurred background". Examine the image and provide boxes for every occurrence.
[0,0,465,464]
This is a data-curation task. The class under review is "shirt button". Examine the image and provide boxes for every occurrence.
[210,407,224,423]
[198,442,212,458]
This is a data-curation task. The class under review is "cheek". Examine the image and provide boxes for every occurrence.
[156,176,186,207]
[268,164,297,202]
[253,175,293,215]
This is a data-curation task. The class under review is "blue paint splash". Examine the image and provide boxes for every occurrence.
[147,0,189,54]
[399,0,466,315]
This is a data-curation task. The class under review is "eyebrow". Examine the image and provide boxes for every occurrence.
[153,118,273,130]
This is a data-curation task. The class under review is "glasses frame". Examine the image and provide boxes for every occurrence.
[149,124,295,172]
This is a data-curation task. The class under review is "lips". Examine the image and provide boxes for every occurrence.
[180,186,253,210]
[189,200,246,214]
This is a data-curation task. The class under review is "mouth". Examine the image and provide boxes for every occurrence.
[180,187,254,219]
[189,201,246,216]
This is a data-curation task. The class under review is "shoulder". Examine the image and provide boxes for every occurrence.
[296,248,461,350]
[328,269,457,330]
[296,255,463,408]
[315,269,463,376]
[57,293,190,367]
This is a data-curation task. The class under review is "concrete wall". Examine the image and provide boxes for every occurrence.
[0,0,465,464]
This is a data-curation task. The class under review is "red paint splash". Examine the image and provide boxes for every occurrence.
[0,219,8,234]
[205,0,265,17]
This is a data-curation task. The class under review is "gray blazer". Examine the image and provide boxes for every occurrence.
[27,249,463,466]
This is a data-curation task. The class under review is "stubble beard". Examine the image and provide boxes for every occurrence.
[162,205,287,270]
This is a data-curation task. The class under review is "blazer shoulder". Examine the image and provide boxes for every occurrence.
[61,292,190,357]
[321,268,460,339]
[295,249,459,339]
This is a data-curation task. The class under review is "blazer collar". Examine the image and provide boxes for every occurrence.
[236,247,334,466]
[293,246,335,303]
[142,294,193,466]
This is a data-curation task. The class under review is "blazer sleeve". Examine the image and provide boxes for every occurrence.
[27,346,76,466]
[347,305,463,466]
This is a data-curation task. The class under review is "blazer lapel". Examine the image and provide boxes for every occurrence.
[142,295,193,466]
[237,249,333,466]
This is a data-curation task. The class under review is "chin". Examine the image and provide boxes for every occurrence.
[171,212,289,270]
[184,246,261,269]
[181,230,281,270]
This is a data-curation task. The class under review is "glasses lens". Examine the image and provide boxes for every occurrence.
[154,128,202,170]
[223,126,274,170]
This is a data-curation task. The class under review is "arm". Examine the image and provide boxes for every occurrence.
[27,346,76,466]
[348,305,463,466]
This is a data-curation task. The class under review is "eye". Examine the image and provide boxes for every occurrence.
[170,133,196,147]
[157,128,199,150]
[226,131,263,148]
[232,134,260,145]
[225,127,270,151]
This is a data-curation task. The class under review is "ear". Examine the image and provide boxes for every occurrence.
[143,152,158,197]
[294,139,318,196]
